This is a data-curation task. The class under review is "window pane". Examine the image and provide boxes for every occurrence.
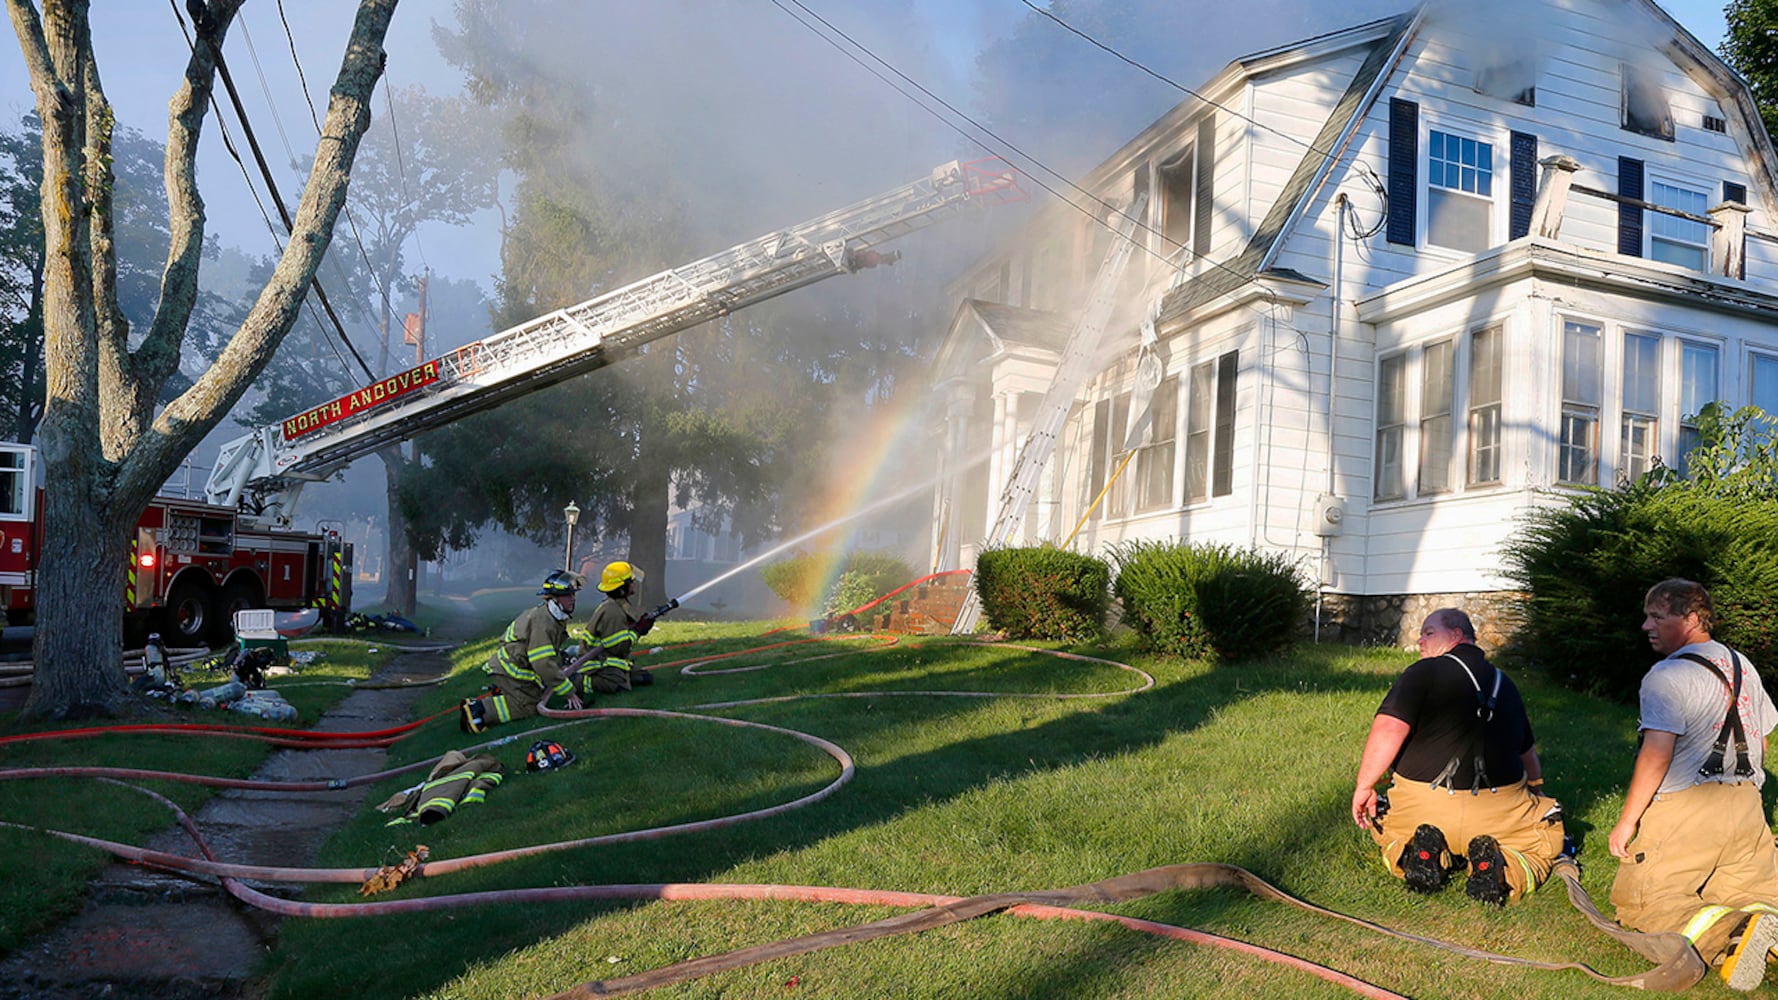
[1427,188,1492,252]
[1187,362,1212,502]
[1212,351,1237,497]
[1468,325,1503,486]
[1622,333,1660,414]
[1136,378,1178,511]
[1753,354,1778,421]
[1560,321,1602,484]
[1680,341,1719,419]
[1419,341,1453,494]
[1559,411,1599,484]
[1621,414,1656,481]
[1376,354,1407,499]
[0,450,21,517]
[1563,321,1602,406]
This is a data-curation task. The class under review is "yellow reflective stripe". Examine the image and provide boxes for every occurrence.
[1744,902,1778,915]
[1683,904,1737,942]
[552,679,574,696]
[603,657,632,672]
[496,648,541,684]
[491,695,512,723]
[1502,846,1538,893]
[483,772,503,786]
[525,645,556,663]
[463,789,487,804]
[606,629,638,647]
[418,796,457,815]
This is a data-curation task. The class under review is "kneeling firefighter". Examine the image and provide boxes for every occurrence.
[460,571,585,733]
[576,561,663,695]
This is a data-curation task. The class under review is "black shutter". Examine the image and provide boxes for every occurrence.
[1387,99,1418,245]
[1725,181,1748,205]
[1618,156,1644,257]
[1194,116,1215,256]
[1509,131,1537,239]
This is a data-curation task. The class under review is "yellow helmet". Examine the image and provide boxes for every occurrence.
[599,561,644,592]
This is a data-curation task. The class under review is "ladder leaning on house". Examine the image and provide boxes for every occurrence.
[951,192,1149,634]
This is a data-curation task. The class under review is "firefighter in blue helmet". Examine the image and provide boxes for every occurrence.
[460,570,585,733]
[575,560,657,695]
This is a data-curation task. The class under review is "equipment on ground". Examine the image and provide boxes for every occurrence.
[525,740,576,772]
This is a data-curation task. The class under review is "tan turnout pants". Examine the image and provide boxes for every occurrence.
[1610,781,1778,962]
[1370,775,1566,901]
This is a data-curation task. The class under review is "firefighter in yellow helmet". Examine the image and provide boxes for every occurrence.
[460,570,584,733]
[575,560,657,695]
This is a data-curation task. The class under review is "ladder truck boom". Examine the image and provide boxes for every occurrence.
[207,159,1023,523]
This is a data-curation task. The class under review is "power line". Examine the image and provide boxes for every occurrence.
[168,0,375,383]
[383,67,430,272]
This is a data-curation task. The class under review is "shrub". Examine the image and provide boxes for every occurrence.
[1503,482,1778,699]
[973,546,1109,641]
[761,550,914,615]
[1110,539,1310,662]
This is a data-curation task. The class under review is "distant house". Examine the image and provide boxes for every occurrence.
[929,0,1778,646]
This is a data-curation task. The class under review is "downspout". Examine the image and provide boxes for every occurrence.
[1318,195,1348,643]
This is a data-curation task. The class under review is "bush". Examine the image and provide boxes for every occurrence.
[761,550,914,615]
[973,547,1109,641]
[1110,540,1309,662]
[1503,482,1778,699]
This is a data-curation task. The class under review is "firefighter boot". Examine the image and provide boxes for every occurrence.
[459,697,488,734]
[1400,824,1453,894]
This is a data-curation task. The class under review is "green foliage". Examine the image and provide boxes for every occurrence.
[1679,401,1778,500]
[1110,539,1310,662]
[1723,0,1778,142]
[973,546,1109,641]
[760,551,914,615]
[1504,481,1778,699]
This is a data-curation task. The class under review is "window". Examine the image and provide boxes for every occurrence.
[1104,392,1132,518]
[1418,340,1454,494]
[1622,63,1673,139]
[1134,376,1178,512]
[1620,332,1660,481]
[1559,320,1602,485]
[1085,397,1110,522]
[1158,148,1194,254]
[1677,341,1719,473]
[1427,129,1493,252]
[1184,353,1238,502]
[1475,60,1535,105]
[1648,180,1709,271]
[1753,353,1778,423]
[0,450,23,517]
[713,530,741,564]
[1375,353,1408,501]
[1468,326,1503,485]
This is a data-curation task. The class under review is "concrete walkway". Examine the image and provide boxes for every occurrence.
[0,633,461,999]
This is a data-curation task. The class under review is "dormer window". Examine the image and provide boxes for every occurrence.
[1622,63,1673,139]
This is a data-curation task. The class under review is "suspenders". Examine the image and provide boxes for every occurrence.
[1430,651,1505,793]
[1676,650,1756,780]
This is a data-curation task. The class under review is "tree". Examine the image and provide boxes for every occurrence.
[1723,0,1778,141]
[10,0,398,718]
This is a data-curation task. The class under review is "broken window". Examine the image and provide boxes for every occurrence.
[1474,59,1536,105]
[1621,62,1673,139]
[1158,148,1195,256]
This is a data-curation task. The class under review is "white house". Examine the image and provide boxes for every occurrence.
[929,0,1778,646]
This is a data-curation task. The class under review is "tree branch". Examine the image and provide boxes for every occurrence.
[126,0,397,503]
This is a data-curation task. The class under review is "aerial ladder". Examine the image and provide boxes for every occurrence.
[950,192,1148,634]
[206,158,1024,524]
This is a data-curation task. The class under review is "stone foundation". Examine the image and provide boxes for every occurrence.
[1314,591,1529,652]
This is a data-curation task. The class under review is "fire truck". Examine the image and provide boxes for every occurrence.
[1,159,1022,645]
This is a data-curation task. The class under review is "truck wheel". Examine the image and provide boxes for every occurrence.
[163,578,215,647]
[216,579,264,645]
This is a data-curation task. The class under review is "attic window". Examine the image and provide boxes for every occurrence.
[1621,63,1673,139]
[1703,114,1726,133]
[1474,60,1535,106]
[1157,147,1195,253]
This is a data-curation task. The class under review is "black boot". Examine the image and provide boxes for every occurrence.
[1400,824,1453,893]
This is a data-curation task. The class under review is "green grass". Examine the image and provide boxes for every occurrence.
[242,628,1765,1000]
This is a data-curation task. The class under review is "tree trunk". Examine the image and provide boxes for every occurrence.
[380,447,416,615]
[23,492,129,718]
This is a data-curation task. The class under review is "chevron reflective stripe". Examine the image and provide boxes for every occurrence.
[329,549,343,608]
[126,538,137,607]
[496,647,541,685]
[1683,904,1737,943]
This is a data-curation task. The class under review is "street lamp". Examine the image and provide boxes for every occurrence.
[562,501,580,572]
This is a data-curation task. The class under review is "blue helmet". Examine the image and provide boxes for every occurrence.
[538,570,583,597]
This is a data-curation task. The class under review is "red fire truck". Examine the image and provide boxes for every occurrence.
[7,159,1019,647]
[0,442,351,644]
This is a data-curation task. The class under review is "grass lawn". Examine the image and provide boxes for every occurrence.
[237,623,1774,1000]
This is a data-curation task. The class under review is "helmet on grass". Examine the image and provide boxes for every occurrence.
[525,739,576,772]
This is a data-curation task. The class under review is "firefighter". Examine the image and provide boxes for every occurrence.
[575,560,658,695]
[460,570,585,733]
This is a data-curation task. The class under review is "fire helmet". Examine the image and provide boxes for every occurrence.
[599,561,645,593]
[538,570,583,598]
[525,739,576,772]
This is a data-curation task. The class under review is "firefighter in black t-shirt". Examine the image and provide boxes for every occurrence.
[1350,609,1567,904]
